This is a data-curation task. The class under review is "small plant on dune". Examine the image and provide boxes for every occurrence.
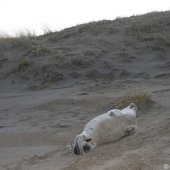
[113,88,153,109]
[28,46,50,57]
[70,57,93,68]
[17,59,32,72]
[71,58,84,66]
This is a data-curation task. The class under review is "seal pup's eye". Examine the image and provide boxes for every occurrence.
[130,105,134,109]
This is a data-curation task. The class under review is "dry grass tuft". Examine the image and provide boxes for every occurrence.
[28,46,50,57]
[113,88,153,109]
[17,59,32,72]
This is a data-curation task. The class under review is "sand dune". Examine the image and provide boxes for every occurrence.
[0,11,170,170]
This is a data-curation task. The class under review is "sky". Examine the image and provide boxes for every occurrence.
[0,0,170,36]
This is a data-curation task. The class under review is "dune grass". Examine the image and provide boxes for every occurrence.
[127,22,170,49]
[17,59,33,72]
[113,88,153,109]
[0,31,35,49]
[126,12,170,51]
[27,46,50,57]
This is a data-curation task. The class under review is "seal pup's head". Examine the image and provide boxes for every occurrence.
[74,142,91,155]
[73,135,95,155]
[127,103,137,112]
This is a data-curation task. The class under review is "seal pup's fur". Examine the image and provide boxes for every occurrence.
[67,103,137,155]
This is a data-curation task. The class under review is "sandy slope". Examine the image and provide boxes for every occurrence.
[0,11,170,170]
[0,81,170,170]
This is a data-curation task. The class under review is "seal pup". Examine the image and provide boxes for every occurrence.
[67,103,137,155]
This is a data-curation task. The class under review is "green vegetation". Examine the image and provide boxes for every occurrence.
[17,59,32,72]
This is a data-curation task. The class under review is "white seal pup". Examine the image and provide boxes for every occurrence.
[67,103,137,155]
